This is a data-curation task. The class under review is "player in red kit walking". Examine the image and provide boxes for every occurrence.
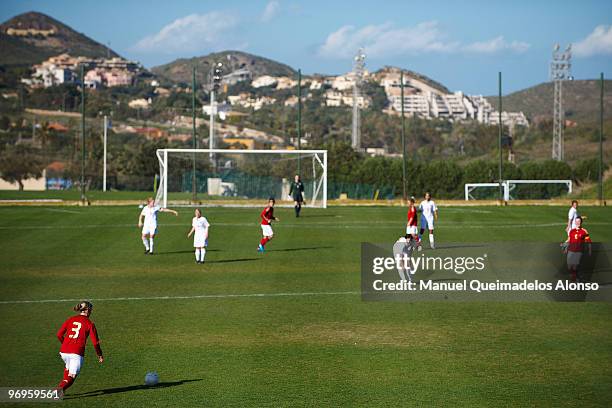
[258,197,279,252]
[563,216,592,281]
[406,197,421,250]
[55,301,103,394]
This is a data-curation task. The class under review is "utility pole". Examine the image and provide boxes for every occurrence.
[498,72,503,203]
[192,66,197,202]
[551,44,572,161]
[351,49,366,150]
[599,72,605,204]
[103,115,108,192]
[80,65,86,202]
[297,69,302,175]
[400,70,407,202]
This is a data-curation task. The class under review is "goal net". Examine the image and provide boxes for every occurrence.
[155,149,327,208]
[465,180,572,201]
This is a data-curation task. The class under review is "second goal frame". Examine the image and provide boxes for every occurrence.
[465,179,573,201]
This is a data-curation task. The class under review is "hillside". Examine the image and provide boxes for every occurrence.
[152,50,297,85]
[487,79,612,122]
[0,11,119,66]
[374,66,450,94]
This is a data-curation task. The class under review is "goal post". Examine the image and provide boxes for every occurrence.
[155,148,328,208]
[465,180,572,201]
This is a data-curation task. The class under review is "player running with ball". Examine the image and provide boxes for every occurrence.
[419,192,438,249]
[55,301,103,395]
[258,197,279,253]
[188,208,210,264]
[138,197,178,255]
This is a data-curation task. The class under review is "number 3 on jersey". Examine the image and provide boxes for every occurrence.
[69,322,81,338]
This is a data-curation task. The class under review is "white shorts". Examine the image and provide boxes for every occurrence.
[60,352,83,375]
[567,251,582,267]
[194,232,207,248]
[406,225,418,235]
[421,215,434,230]
[261,224,273,237]
[142,224,157,236]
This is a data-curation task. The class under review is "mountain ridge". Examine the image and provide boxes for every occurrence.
[0,11,119,66]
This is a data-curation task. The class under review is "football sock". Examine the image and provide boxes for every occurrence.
[295,205,299,216]
[195,249,200,261]
[260,237,270,247]
[200,248,206,262]
[63,369,69,381]
[142,237,149,250]
[429,234,435,247]
[149,238,154,253]
[58,375,75,391]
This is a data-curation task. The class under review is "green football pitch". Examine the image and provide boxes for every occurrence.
[0,205,611,407]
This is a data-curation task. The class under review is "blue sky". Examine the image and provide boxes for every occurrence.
[2,0,611,94]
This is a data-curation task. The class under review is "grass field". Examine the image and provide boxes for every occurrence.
[0,205,611,407]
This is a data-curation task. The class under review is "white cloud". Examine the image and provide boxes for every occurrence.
[574,25,612,57]
[261,1,280,22]
[132,11,241,54]
[318,21,456,58]
[462,36,530,54]
[318,21,529,59]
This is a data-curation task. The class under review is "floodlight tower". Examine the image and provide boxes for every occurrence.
[209,62,223,161]
[352,48,366,150]
[550,43,572,161]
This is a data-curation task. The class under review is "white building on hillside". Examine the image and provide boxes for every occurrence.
[389,90,529,127]
[252,75,278,88]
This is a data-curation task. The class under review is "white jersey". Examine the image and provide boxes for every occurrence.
[393,237,415,282]
[192,216,210,247]
[419,200,437,218]
[568,207,579,230]
[141,205,161,227]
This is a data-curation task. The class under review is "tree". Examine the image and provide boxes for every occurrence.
[0,145,44,190]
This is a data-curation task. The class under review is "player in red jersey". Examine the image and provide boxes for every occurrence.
[563,216,592,281]
[405,197,421,247]
[55,301,103,394]
[258,197,279,252]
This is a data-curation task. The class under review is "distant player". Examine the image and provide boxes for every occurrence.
[55,301,103,395]
[406,197,421,246]
[393,234,418,282]
[566,200,581,236]
[187,208,210,264]
[419,192,438,249]
[289,174,305,217]
[258,197,279,252]
[138,197,178,254]
[563,216,592,281]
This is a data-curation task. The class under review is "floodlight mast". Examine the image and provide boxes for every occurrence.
[209,62,223,162]
[550,43,572,161]
[352,48,366,150]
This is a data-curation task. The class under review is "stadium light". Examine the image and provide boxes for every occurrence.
[209,62,223,163]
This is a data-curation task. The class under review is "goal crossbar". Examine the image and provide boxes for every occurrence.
[155,148,328,208]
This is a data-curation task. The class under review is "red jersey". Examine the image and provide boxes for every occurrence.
[568,227,591,253]
[261,206,274,225]
[57,315,101,356]
[407,206,417,226]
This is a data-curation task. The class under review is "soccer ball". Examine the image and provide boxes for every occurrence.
[144,371,159,386]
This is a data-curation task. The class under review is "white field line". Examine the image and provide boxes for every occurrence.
[0,291,360,305]
[44,208,81,214]
[2,221,611,231]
